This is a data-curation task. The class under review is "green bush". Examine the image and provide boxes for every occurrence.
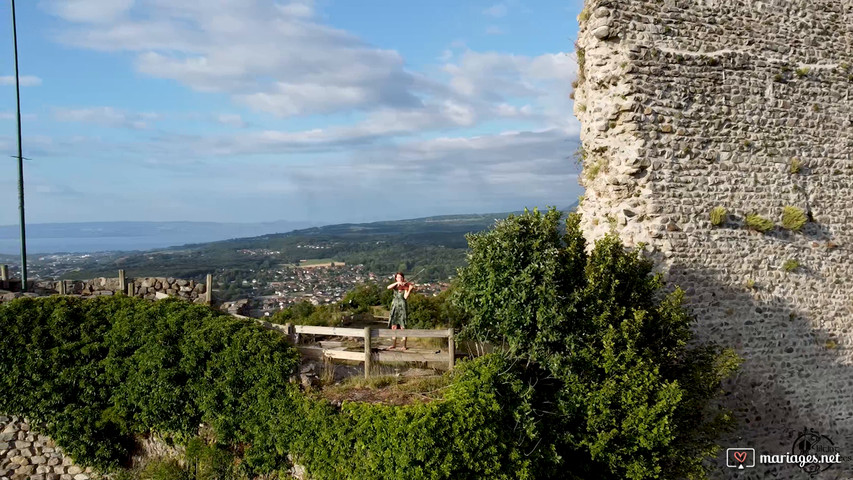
[184,438,245,480]
[403,288,466,329]
[1,296,565,480]
[745,214,774,232]
[270,300,316,324]
[271,301,341,326]
[342,283,384,314]
[140,459,191,480]
[287,355,560,480]
[781,206,807,231]
[0,296,300,472]
[709,206,727,226]
[453,207,740,480]
[783,260,801,272]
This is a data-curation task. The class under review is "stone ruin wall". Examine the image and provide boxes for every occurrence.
[1,416,97,480]
[1,416,187,480]
[575,0,852,477]
[0,276,209,305]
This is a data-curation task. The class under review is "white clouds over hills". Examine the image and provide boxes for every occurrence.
[16,0,583,224]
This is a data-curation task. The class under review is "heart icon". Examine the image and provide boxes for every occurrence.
[734,451,747,464]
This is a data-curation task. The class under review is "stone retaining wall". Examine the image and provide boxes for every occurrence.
[0,416,96,480]
[1,275,209,305]
[575,0,853,477]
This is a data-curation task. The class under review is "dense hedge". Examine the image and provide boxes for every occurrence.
[286,356,559,480]
[0,296,557,479]
[0,295,300,471]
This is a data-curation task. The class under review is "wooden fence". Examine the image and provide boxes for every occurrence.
[253,319,455,378]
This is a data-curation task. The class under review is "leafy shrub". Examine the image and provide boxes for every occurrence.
[0,296,300,472]
[453,207,740,480]
[1,296,563,480]
[140,459,190,480]
[783,260,800,272]
[341,283,384,314]
[287,355,561,480]
[710,206,727,226]
[271,301,341,326]
[781,206,807,231]
[404,288,466,329]
[184,438,245,480]
[745,214,774,232]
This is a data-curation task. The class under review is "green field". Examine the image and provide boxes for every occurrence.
[298,258,340,266]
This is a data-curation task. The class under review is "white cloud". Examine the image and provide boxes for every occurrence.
[442,50,576,112]
[43,0,575,126]
[173,127,583,222]
[32,1,585,222]
[485,26,506,35]
[0,76,43,87]
[0,112,37,121]
[53,107,159,129]
[47,0,424,117]
[40,0,133,24]
[215,113,246,128]
[483,4,508,17]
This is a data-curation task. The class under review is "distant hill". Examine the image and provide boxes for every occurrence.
[0,220,318,254]
[22,203,579,284]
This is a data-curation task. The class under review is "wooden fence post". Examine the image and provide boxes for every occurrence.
[118,270,126,294]
[0,265,7,281]
[364,327,372,378]
[205,273,213,305]
[447,328,455,371]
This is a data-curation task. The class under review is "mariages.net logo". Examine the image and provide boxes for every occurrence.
[727,428,851,476]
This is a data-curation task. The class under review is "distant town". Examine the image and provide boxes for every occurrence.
[230,262,450,318]
[3,251,451,318]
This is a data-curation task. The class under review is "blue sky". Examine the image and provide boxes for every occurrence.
[0,0,584,225]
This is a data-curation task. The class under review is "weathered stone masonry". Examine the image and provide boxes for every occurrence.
[575,0,852,477]
[0,416,96,480]
[0,273,209,305]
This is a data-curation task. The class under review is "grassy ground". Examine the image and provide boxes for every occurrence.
[298,258,341,267]
[318,373,451,406]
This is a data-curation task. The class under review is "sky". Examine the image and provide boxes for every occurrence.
[0,0,584,225]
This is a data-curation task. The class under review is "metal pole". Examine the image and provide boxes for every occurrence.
[11,0,27,292]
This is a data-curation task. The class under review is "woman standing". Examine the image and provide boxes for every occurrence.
[386,272,414,350]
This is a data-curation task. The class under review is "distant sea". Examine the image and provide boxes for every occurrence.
[0,220,317,255]
[0,235,231,254]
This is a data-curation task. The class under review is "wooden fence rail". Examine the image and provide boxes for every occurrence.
[253,319,455,378]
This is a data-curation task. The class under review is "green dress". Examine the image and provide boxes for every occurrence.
[388,289,408,328]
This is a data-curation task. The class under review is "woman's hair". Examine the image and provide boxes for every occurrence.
[395,272,405,279]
